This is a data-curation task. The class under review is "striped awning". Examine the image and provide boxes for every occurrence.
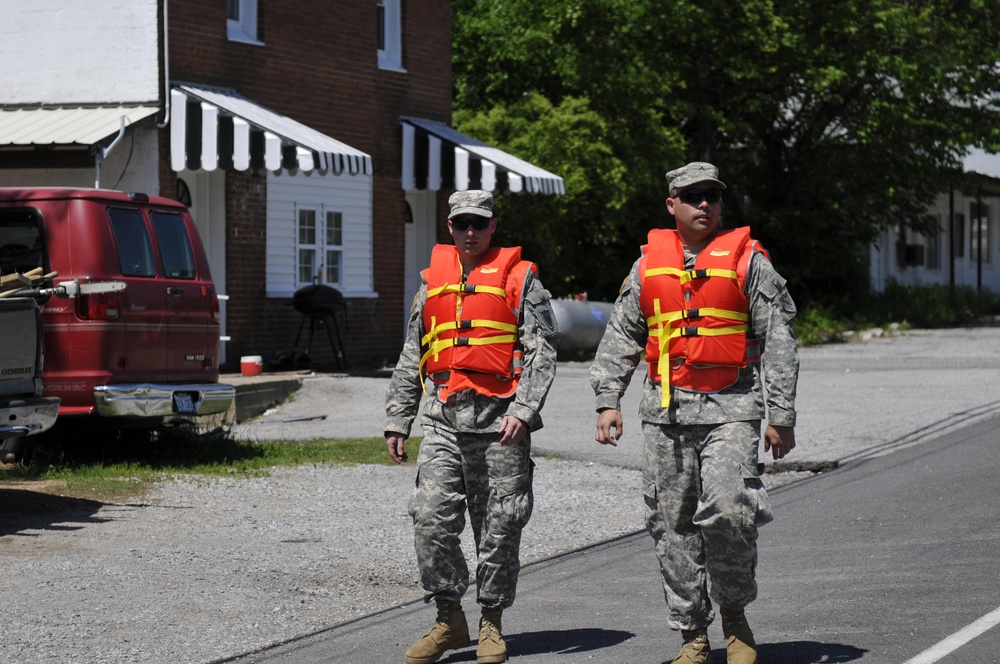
[401,117,565,195]
[171,84,372,176]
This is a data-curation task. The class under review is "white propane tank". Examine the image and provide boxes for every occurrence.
[550,299,614,353]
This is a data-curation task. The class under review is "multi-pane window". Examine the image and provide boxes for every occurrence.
[377,0,404,71]
[325,211,343,284]
[297,207,344,286]
[971,202,991,263]
[298,209,318,284]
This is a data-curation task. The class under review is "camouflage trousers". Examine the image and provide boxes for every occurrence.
[408,424,534,609]
[641,420,774,631]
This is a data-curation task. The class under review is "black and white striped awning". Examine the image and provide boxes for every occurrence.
[170,84,372,176]
[401,117,565,195]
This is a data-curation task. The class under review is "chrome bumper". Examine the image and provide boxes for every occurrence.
[0,397,61,439]
[94,383,235,418]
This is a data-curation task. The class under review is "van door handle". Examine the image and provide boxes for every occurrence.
[167,287,185,296]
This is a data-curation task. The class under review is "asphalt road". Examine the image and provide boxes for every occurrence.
[229,410,1000,664]
[226,325,1000,664]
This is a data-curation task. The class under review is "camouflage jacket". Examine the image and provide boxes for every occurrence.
[384,267,559,436]
[590,247,799,427]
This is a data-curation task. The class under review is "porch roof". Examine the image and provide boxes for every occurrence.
[171,84,372,176]
[0,104,159,148]
[401,117,565,195]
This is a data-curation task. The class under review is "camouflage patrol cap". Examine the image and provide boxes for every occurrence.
[665,161,727,191]
[448,189,494,219]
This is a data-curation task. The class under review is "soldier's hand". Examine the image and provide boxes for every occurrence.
[764,424,795,460]
[386,434,408,464]
[498,416,527,446]
[595,409,623,446]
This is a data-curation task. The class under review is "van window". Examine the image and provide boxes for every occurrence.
[151,211,197,279]
[0,209,44,276]
[108,207,156,277]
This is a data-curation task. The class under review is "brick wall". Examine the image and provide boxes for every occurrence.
[165,0,453,369]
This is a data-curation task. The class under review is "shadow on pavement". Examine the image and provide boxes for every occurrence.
[753,640,868,663]
[430,628,635,662]
[507,628,634,656]
[0,487,108,537]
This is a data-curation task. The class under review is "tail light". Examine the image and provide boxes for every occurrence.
[203,285,221,321]
[77,291,121,320]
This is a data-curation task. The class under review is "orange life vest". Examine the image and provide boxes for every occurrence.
[638,227,765,407]
[420,244,536,400]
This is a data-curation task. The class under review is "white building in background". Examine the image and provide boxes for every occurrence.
[870,149,1000,294]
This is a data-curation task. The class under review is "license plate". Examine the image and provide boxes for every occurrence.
[173,392,197,414]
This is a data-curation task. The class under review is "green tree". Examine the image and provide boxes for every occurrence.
[453,0,686,298]
[453,0,1000,308]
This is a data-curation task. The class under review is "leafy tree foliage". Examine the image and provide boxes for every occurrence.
[453,0,1000,309]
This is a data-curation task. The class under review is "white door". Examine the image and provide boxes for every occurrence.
[403,190,437,330]
[178,170,228,364]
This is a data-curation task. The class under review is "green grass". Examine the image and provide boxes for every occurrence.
[2,426,421,501]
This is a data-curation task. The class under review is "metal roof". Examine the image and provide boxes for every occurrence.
[0,105,160,147]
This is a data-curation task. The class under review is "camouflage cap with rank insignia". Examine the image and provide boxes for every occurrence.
[448,189,494,219]
[665,161,727,191]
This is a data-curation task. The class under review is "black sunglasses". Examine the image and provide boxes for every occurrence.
[451,216,492,231]
[677,188,723,205]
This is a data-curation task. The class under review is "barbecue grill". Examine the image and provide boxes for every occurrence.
[291,284,347,370]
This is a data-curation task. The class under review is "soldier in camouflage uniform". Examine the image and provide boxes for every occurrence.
[590,163,798,664]
[385,190,558,664]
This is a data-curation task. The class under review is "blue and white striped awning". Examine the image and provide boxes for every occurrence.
[401,117,565,195]
[171,84,372,176]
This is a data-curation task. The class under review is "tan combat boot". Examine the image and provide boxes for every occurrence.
[403,598,471,664]
[673,629,712,664]
[720,607,757,664]
[477,606,507,664]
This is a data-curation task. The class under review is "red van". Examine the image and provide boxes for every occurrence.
[0,188,234,432]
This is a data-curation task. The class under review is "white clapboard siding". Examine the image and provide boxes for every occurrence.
[266,171,375,298]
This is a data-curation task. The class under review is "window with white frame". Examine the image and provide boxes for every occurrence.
[266,172,374,299]
[325,211,344,284]
[228,0,262,45]
[971,201,991,263]
[297,207,344,287]
[377,0,405,72]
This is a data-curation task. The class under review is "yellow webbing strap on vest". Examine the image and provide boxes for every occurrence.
[426,283,507,299]
[644,267,739,284]
[647,299,748,408]
[418,283,513,394]
[418,333,519,393]
[421,319,519,347]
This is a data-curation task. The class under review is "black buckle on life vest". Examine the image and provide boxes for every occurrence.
[455,337,471,346]
[680,326,700,337]
[463,284,478,293]
[691,269,709,279]
[682,308,700,320]
[459,319,474,329]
